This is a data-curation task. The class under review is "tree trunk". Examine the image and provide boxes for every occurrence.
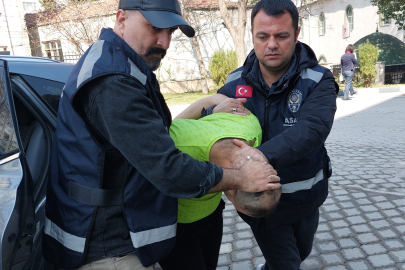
[217,0,247,66]
[191,36,209,94]
[181,0,209,94]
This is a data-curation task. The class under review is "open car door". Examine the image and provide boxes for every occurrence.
[0,60,36,270]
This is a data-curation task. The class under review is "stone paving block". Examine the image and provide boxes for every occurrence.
[343,208,361,216]
[393,199,405,206]
[395,225,405,234]
[333,227,354,237]
[317,242,340,252]
[359,205,378,212]
[341,247,365,260]
[233,239,254,251]
[223,226,234,234]
[346,260,373,270]
[309,247,319,257]
[333,189,349,195]
[234,231,253,240]
[224,204,235,211]
[335,195,351,202]
[230,260,253,270]
[368,254,396,268]
[397,262,405,270]
[369,219,390,229]
[382,209,401,217]
[338,201,356,208]
[376,201,395,209]
[361,243,387,255]
[357,198,373,205]
[223,211,237,218]
[351,192,367,198]
[376,228,398,239]
[320,253,345,265]
[235,216,244,223]
[234,222,250,231]
[223,218,235,225]
[218,254,232,266]
[220,243,233,254]
[323,204,340,212]
[346,215,367,225]
[370,195,387,202]
[338,238,359,248]
[253,246,262,257]
[352,224,372,233]
[252,257,264,269]
[383,239,405,250]
[389,250,405,262]
[319,216,327,223]
[315,232,334,242]
[356,233,379,244]
[330,220,350,228]
[222,234,234,243]
[326,212,345,220]
[317,223,330,232]
[391,217,405,224]
[231,249,253,262]
[364,212,384,220]
[216,266,229,270]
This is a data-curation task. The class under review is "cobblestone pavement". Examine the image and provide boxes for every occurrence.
[160,92,405,270]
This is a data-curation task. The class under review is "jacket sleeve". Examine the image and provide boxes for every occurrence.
[256,70,338,170]
[74,75,223,199]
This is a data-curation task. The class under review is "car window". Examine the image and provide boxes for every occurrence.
[0,67,19,156]
[20,75,64,113]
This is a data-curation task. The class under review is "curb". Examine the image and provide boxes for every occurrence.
[338,85,405,96]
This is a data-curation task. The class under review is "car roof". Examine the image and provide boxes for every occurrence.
[0,55,74,83]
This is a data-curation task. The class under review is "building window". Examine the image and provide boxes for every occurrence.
[319,12,325,36]
[23,2,37,13]
[379,13,391,26]
[299,18,304,38]
[43,41,64,62]
[345,5,354,31]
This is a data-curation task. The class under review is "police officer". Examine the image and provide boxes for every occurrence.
[178,0,339,269]
[42,1,280,269]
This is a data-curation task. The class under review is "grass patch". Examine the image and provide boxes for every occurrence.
[163,89,218,106]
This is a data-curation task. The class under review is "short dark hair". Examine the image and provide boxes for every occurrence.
[251,0,299,33]
[346,44,355,53]
[236,188,282,217]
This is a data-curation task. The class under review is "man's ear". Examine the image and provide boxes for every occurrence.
[115,10,127,34]
[247,138,256,147]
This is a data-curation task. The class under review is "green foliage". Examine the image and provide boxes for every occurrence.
[358,40,379,88]
[209,49,237,87]
[371,0,405,31]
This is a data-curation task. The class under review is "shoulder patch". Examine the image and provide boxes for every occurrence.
[236,85,253,97]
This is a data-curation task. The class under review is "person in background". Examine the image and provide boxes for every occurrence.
[340,44,358,100]
[159,112,281,270]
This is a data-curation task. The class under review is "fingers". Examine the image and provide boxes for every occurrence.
[233,139,248,148]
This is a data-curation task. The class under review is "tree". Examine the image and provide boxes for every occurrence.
[217,0,248,66]
[36,0,117,55]
[358,39,379,88]
[371,0,405,31]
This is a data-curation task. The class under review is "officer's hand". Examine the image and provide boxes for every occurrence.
[213,98,249,115]
[231,139,269,169]
[237,160,280,193]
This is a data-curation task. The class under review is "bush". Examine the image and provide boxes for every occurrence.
[209,49,238,87]
[358,40,379,87]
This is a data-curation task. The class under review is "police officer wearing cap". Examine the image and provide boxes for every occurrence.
[43,0,280,269]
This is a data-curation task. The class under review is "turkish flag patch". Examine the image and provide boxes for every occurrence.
[235,85,253,97]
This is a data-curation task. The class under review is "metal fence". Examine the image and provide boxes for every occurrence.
[331,64,361,83]
[48,53,81,64]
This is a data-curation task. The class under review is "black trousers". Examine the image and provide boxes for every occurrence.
[239,207,319,270]
[158,200,225,270]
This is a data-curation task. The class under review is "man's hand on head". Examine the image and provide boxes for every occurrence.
[231,139,269,168]
[213,98,249,115]
[237,160,280,193]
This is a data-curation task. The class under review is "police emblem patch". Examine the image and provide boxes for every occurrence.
[288,89,302,113]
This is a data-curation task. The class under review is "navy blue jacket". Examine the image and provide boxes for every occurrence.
[43,28,222,268]
[219,42,338,226]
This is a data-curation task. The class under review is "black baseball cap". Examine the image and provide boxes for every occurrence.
[119,0,195,37]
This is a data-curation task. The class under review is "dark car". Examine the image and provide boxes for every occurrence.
[0,56,73,270]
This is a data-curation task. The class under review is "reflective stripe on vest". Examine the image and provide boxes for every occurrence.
[225,70,242,85]
[128,58,147,85]
[300,68,323,83]
[130,223,177,248]
[281,162,332,194]
[44,217,86,253]
[77,40,104,88]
